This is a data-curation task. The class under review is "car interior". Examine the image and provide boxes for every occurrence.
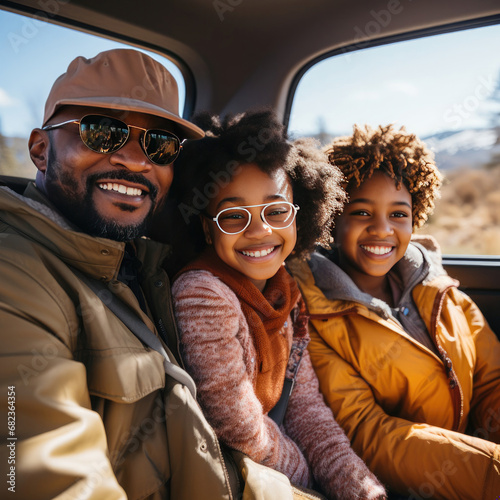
[1,0,500,338]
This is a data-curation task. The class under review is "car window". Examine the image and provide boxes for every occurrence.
[289,23,500,256]
[0,9,186,179]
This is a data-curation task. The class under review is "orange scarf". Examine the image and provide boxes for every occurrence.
[178,248,299,414]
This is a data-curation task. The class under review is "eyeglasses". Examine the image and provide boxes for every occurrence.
[206,201,300,235]
[42,114,183,166]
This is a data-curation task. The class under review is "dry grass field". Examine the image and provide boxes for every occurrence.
[418,160,500,255]
[2,131,500,255]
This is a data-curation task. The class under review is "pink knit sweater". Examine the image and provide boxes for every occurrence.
[172,270,386,500]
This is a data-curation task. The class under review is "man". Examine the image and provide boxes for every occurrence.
[0,48,241,499]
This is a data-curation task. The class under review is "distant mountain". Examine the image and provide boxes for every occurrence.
[4,126,500,179]
[302,126,500,172]
[423,128,500,171]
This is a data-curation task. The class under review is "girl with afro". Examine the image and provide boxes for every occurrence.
[288,124,500,500]
[167,110,387,500]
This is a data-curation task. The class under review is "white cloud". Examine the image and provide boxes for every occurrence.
[0,88,18,107]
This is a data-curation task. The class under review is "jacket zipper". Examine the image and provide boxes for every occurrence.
[310,287,464,431]
[151,279,235,498]
[429,283,464,431]
[206,407,235,500]
[159,280,235,498]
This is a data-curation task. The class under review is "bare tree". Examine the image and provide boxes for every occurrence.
[488,69,500,145]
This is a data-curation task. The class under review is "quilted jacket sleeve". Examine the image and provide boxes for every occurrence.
[172,271,311,487]
[0,258,126,499]
[459,289,500,443]
[308,320,500,500]
[284,348,387,500]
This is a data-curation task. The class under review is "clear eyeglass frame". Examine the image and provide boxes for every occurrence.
[208,201,300,235]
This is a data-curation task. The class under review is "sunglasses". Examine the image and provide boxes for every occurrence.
[206,201,299,235]
[43,114,183,166]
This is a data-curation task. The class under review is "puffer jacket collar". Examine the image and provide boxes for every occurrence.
[309,241,448,321]
[0,183,163,282]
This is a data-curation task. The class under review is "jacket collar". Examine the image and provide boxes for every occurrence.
[0,183,149,281]
[309,240,448,318]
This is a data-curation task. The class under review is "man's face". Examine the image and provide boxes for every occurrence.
[33,106,175,241]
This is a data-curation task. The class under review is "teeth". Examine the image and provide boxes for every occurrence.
[241,247,275,258]
[361,245,392,255]
[98,182,143,196]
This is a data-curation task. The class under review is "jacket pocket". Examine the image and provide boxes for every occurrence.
[85,347,165,402]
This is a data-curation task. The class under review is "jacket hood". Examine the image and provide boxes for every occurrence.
[309,236,448,320]
[0,183,128,280]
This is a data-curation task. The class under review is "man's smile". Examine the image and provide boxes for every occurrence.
[97,181,146,197]
[91,173,157,210]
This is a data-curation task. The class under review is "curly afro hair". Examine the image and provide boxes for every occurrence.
[164,109,345,274]
[325,124,442,228]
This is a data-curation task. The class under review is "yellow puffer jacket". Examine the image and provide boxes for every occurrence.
[288,244,500,500]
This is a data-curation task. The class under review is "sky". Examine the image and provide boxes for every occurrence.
[1,8,499,140]
[0,9,184,138]
[289,23,500,138]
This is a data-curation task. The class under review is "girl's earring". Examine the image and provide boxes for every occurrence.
[206,235,212,245]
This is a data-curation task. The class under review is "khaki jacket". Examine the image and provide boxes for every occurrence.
[0,184,240,499]
[288,244,500,500]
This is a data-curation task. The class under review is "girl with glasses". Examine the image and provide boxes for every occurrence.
[166,110,387,500]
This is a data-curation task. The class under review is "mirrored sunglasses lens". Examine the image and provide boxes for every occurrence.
[217,209,250,233]
[144,131,180,165]
[263,203,294,227]
[80,116,128,153]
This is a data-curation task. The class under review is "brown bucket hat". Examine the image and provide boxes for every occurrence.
[43,48,204,140]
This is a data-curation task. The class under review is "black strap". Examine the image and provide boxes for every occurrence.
[73,268,197,398]
[267,300,309,427]
[267,377,294,426]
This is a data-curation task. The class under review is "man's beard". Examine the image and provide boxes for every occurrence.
[45,150,159,242]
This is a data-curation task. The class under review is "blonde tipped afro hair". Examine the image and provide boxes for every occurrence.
[326,124,443,229]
